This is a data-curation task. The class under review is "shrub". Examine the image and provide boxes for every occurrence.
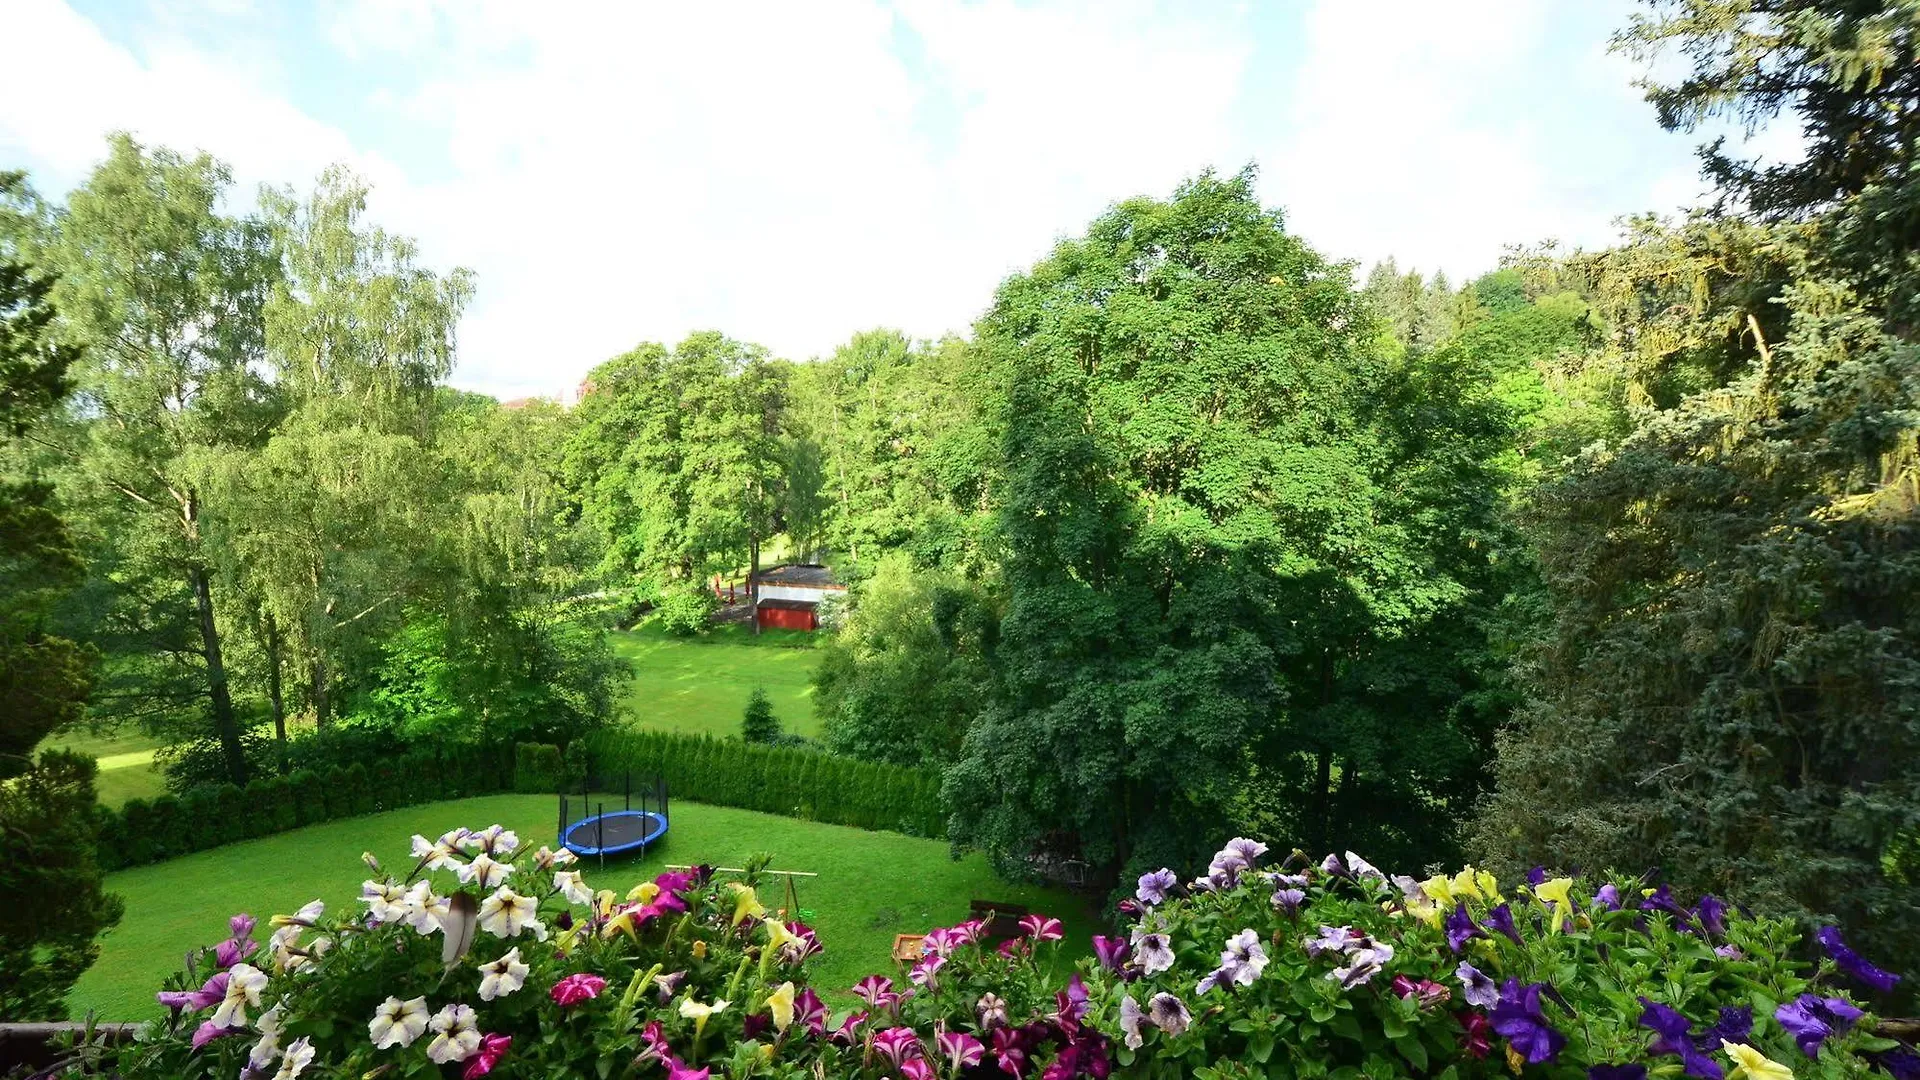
[514,742,564,793]
[286,769,326,826]
[653,585,716,637]
[0,751,124,1021]
[106,831,1915,1080]
[741,686,780,743]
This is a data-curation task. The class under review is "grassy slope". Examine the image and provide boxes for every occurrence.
[69,794,1092,1021]
[613,623,825,739]
[40,728,168,807]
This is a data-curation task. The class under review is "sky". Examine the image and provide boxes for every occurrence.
[3,0,1752,400]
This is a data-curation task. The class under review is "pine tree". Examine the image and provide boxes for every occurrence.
[741,687,780,744]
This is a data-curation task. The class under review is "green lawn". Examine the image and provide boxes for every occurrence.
[614,622,825,739]
[39,727,169,808]
[70,794,1093,1021]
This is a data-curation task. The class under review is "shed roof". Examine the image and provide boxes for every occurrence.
[755,597,818,612]
[756,564,841,588]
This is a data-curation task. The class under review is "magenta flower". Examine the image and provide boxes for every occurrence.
[899,1059,935,1080]
[229,913,256,939]
[782,920,822,961]
[937,1030,985,1072]
[794,986,828,1036]
[997,937,1028,959]
[909,953,946,990]
[1053,973,1090,1032]
[213,937,253,969]
[873,1026,924,1067]
[851,974,901,1011]
[950,918,986,945]
[922,926,965,957]
[187,971,229,1011]
[827,1011,867,1046]
[190,1020,234,1049]
[1019,914,1064,942]
[463,1034,511,1080]
[635,1021,672,1067]
[992,1025,1038,1078]
[1092,935,1130,972]
[1817,926,1902,993]
[653,869,697,895]
[549,973,608,1007]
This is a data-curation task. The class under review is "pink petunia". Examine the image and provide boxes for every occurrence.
[1018,914,1064,942]
[463,1034,511,1079]
[549,973,609,1007]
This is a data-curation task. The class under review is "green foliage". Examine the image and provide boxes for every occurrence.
[814,551,994,767]
[584,729,944,837]
[654,585,718,637]
[0,749,124,1020]
[741,686,781,743]
[514,742,563,794]
[946,168,1522,885]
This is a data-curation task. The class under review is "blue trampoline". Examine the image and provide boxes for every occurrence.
[559,772,669,861]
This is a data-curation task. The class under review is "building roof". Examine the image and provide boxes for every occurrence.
[756,564,843,588]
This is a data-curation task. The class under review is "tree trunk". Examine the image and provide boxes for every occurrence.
[189,563,248,785]
[749,530,761,636]
[264,612,287,772]
[309,651,331,728]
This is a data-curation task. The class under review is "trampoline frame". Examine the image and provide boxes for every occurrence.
[559,770,670,864]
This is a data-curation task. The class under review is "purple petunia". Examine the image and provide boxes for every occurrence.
[1693,895,1727,936]
[1147,992,1190,1037]
[872,1027,923,1067]
[1589,1066,1649,1080]
[1775,994,1864,1058]
[1092,934,1130,972]
[1135,868,1178,906]
[1708,1006,1753,1046]
[1271,888,1306,916]
[1817,926,1902,993]
[1455,961,1499,1009]
[1130,929,1175,974]
[1446,902,1483,953]
[1303,924,1356,959]
[1482,904,1524,947]
[1594,884,1622,912]
[1491,980,1567,1064]
[1637,997,1724,1080]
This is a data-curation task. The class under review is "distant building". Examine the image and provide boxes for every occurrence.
[752,564,844,631]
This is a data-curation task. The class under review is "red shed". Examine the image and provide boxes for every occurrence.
[755,598,818,631]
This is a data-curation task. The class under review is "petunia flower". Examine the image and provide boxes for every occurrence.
[852,974,902,1011]
[938,1029,986,1072]
[1223,837,1269,864]
[664,1062,709,1080]
[1446,902,1483,953]
[551,973,608,1007]
[463,1033,510,1080]
[412,831,465,871]
[1482,903,1524,946]
[1460,1010,1492,1059]
[1219,929,1268,986]
[1319,852,1346,877]
[213,936,253,969]
[1720,1041,1794,1080]
[1590,1066,1650,1080]
[477,948,529,1000]
[426,1003,482,1064]
[1148,991,1191,1036]
[1092,935,1130,971]
[1136,868,1178,905]
[794,985,828,1035]
[1119,995,1147,1050]
[873,1026,924,1067]
[1816,927,1901,993]
[1344,851,1384,881]
[269,900,325,930]
[248,1004,285,1070]
[1130,929,1174,974]
[677,997,730,1039]
[1272,887,1306,916]
[1303,924,1357,958]
[461,824,518,855]
[764,980,796,1032]
[1456,961,1499,1008]
[1019,914,1064,942]
[368,995,429,1049]
[458,854,513,890]
[1638,997,1725,1080]
[271,1036,314,1080]
[552,870,592,906]
[1491,980,1566,1064]
[910,952,946,991]
[402,880,450,936]
[1196,967,1233,996]
[360,880,409,924]
[727,883,766,926]
[1533,878,1576,933]
[211,964,269,1029]
[976,991,1009,1029]
[1694,895,1728,935]
[230,913,256,939]
[1774,995,1862,1058]
[478,887,544,940]
[900,1058,936,1080]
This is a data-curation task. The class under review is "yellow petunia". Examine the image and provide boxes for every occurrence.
[728,883,766,926]
[1534,878,1575,933]
[679,997,730,1039]
[1421,874,1457,907]
[765,981,796,1032]
[627,881,661,904]
[1721,1042,1794,1080]
[692,939,708,960]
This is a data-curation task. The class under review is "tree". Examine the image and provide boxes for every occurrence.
[0,750,124,1020]
[37,136,276,784]
[945,169,1518,884]
[815,552,995,767]
[1478,0,1920,977]
[741,686,780,743]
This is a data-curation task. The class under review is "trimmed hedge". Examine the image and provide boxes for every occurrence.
[94,745,514,872]
[582,730,944,838]
[514,743,565,794]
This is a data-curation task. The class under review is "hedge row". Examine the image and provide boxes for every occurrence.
[94,746,515,872]
[582,729,945,838]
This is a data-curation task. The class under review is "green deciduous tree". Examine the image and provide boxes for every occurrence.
[945,169,1519,884]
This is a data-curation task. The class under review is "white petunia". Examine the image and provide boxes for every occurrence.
[211,964,269,1029]
[367,995,430,1049]
[457,853,512,889]
[531,844,577,870]
[272,1036,314,1080]
[552,870,592,906]
[425,1003,482,1064]
[248,1004,286,1070]
[359,880,409,924]
[477,887,543,939]
[410,832,464,872]
[477,946,530,1000]
[402,881,450,936]
[269,900,324,929]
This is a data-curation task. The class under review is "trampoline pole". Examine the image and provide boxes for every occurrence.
[625,771,631,813]
[597,801,605,869]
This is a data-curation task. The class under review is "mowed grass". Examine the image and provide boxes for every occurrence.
[613,622,824,739]
[40,727,169,808]
[69,794,1094,1021]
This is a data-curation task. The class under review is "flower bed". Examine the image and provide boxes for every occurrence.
[81,830,1912,1079]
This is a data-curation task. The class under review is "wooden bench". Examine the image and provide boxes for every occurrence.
[970,899,1029,944]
